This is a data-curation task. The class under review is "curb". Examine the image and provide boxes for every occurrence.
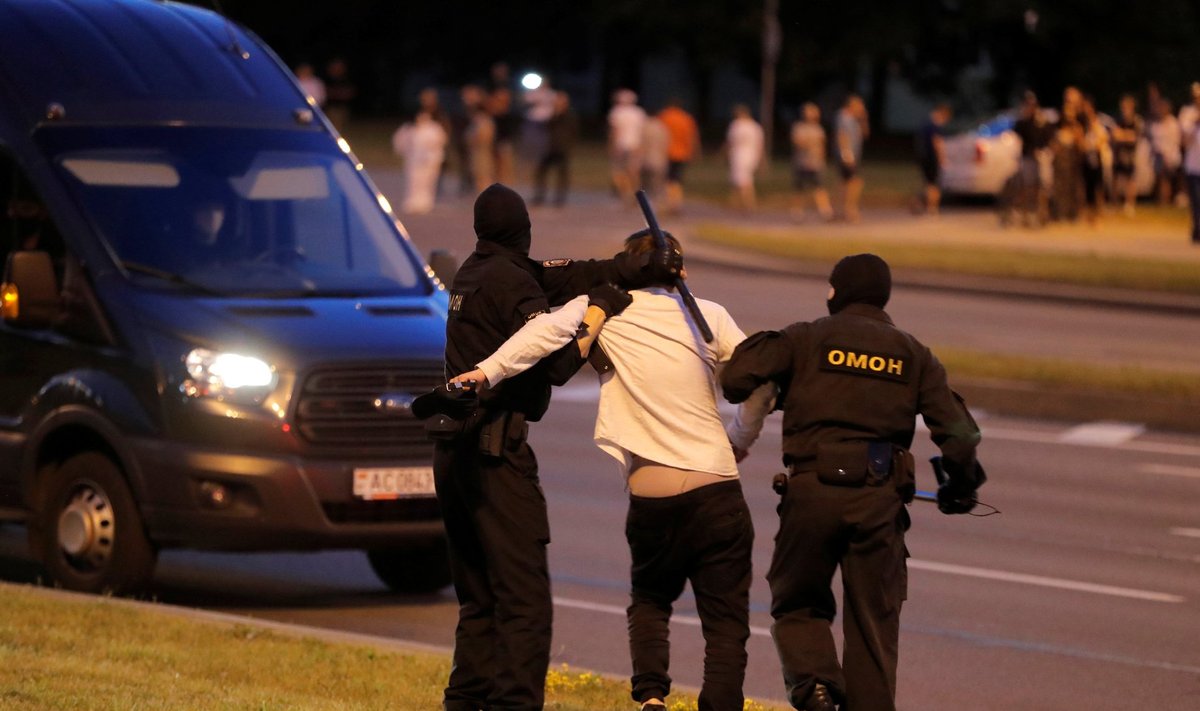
[683,239,1200,316]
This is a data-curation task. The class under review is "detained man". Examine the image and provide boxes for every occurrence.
[452,231,775,711]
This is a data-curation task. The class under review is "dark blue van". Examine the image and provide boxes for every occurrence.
[0,0,451,594]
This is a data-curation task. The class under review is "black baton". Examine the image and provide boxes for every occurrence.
[635,189,714,343]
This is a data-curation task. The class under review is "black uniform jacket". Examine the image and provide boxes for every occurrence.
[721,303,980,484]
[445,240,638,422]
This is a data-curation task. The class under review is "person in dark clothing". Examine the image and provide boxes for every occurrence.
[532,92,578,207]
[433,183,681,711]
[1009,91,1053,226]
[913,104,951,215]
[720,254,984,711]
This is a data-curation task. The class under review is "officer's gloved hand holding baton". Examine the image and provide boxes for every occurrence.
[930,455,986,515]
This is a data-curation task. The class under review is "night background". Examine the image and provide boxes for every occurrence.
[206,0,1200,140]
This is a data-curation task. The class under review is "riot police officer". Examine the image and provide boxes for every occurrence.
[720,254,984,711]
[433,183,680,711]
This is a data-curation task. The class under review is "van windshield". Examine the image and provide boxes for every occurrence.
[41,126,428,297]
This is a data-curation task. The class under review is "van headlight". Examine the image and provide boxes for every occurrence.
[183,348,277,400]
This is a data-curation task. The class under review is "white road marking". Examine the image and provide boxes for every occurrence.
[1169,527,1200,538]
[1139,463,1200,479]
[553,596,772,637]
[1058,421,1146,446]
[908,560,1184,604]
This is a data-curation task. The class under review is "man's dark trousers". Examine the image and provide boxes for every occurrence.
[625,479,754,711]
[435,437,552,711]
[769,473,908,711]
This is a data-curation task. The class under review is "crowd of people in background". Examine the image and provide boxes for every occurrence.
[301,59,1200,243]
[1000,82,1200,240]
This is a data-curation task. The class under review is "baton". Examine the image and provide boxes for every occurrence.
[635,189,714,343]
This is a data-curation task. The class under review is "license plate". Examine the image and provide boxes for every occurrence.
[352,466,435,501]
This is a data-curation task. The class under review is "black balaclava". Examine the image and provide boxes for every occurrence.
[473,183,531,256]
[827,253,891,314]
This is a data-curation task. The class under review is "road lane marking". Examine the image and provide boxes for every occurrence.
[556,386,1200,457]
[1140,463,1200,479]
[1059,421,1145,446]
[908,559,1184,603]
[553,596,772,638]
[1170,527,1200,538]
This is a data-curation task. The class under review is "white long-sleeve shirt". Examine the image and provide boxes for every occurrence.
[476,289,775,478]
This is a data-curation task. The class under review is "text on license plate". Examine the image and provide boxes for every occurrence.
[352,466,435,501]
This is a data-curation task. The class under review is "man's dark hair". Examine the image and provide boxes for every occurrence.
[623,230,681,288]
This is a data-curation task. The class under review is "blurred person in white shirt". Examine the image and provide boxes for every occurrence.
[608,89,647,206]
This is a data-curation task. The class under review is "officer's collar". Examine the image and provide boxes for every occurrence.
[474,239,529,260]
[839,302,893,324]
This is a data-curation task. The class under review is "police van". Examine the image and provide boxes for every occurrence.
[0,0,451,594]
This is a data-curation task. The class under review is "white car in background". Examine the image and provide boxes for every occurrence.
[939,111,1154,197]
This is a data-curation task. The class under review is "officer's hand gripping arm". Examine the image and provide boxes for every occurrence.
[719,330,794,404]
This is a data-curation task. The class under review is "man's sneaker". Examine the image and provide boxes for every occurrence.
[640,701,667,710]
[804,683,836,711]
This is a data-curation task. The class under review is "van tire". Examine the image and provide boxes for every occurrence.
[366,537,451,594]
[30,452,157,595]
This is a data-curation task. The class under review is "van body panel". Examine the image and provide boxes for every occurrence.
[0,0,451,591]
[0,0,306,130]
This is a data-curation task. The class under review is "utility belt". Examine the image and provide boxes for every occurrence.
[424,407,529,457]
[780,441,915,502]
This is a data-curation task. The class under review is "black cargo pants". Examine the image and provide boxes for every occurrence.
[625,479,755,711]
[768,472,909,711]
[434,431,552,711]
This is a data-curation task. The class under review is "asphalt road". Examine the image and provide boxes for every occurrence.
[6,398,1185,711]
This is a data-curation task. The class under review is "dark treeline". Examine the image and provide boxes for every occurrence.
[206,0,1200,125]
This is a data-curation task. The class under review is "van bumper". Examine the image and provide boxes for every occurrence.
[129,438,444,551]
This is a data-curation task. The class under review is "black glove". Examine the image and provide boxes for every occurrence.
[624,228,683,284]
[936,484,977,515]
[411,381,478,420]
[648,242,683,283]
[587,283,633,318]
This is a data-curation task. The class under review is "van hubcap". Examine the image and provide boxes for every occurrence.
[57,484,114,568]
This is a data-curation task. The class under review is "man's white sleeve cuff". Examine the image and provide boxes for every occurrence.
[477,357,508,387]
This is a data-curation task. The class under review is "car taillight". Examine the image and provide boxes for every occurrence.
[974,140,987,164]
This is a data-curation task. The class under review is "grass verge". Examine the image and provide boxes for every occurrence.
[694,224,1200,295]
[934,347,1200,402]
[0,584,782,711]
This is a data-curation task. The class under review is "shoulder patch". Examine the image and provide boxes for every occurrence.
[541,258,573,268]
[819,345,910,383]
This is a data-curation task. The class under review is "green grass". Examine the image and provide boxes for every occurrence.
[0,584,782,711]
[934,347,1200,400]
[694,224,1200,295]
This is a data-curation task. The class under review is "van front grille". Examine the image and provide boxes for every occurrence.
[295,363,443,448]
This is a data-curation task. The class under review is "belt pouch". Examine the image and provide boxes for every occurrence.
[424,413,466,441]
[815,441,870,487]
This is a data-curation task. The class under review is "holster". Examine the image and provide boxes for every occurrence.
[477,410,528,458]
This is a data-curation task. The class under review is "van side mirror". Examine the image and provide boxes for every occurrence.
[2,251,61,329]
[428,249,458,286]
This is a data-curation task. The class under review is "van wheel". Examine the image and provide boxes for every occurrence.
[31,452,157,595]
[367,537,451,593]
